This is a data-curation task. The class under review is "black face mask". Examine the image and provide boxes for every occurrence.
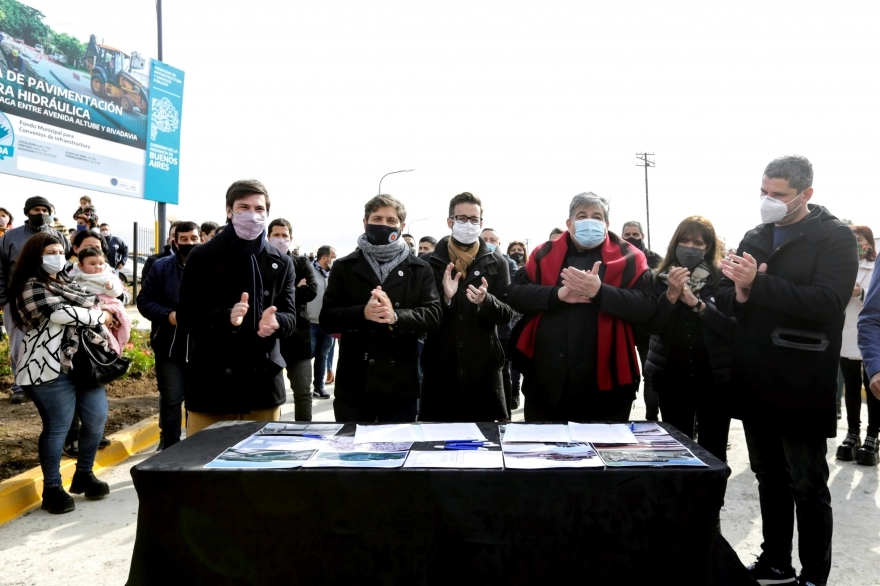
[509,252,525,263]
[624,236,645,250]
[365,223,401,246]
[176,243,197,259]
[675,244,705,270]
[28,213,50,227]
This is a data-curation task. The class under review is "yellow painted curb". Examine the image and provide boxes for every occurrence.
[0,414,160,526]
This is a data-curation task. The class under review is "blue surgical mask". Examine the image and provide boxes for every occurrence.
[573,219,606,248]
[484,242,497,252]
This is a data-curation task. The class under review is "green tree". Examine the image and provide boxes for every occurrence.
[51,31,85,65]
[0,0,51,46]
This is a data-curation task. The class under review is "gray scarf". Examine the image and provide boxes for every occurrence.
[357,233,410,284]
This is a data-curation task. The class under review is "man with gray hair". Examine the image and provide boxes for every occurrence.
[508,192,656,422]
[717,155,856,586]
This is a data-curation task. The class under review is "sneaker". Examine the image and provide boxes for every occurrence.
[835,432,861,461]
[856,436,879,466]
[313,389,331,399]
[98,435,111,449]
[9,390,29,404]
[41,485,75,514]
[68,470,110,500]
[62,438,79,458]
[746,555,796,585]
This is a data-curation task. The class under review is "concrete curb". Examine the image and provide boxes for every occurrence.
[0,415,160,525]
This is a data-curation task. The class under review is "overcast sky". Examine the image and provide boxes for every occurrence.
[4,0,879,256]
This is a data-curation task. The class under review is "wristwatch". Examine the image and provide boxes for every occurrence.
[693,302,706,315]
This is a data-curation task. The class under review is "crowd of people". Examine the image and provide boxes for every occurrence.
[2,155,879,586]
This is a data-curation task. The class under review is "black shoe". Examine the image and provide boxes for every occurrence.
[9,390,29,404]
[68,470,110,500]
[98,435,111,449]
[62,438,79,458]
[835,432,860,461]
[41,485,75,514]
[796,578,819,586]
[856,436,879,466]
[746,555,796,585]
[314,389,331,399]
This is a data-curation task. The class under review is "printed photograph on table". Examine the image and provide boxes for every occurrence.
[231,435,326,452]
[0,0,184,202]
[324,437,413,452]
[204,448,317,469]
[502,443,605,469]
[302,450,409,468]
[596,448,707,467]
[258,423,343,437]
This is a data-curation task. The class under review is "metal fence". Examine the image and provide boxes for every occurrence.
[131,222,157,299]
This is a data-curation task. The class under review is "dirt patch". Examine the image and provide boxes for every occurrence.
[0,373,158,482]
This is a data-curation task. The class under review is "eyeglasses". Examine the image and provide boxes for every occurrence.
[450,215,482,225]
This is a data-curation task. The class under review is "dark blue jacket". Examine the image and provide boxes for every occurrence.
[859,266,880,381]
[106,234,129,268]
[136,253,189,360]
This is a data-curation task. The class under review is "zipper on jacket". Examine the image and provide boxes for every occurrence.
[169,325,178,359]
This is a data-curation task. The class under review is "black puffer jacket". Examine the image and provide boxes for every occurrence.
[715,205,858,437]
[643,277,737,383]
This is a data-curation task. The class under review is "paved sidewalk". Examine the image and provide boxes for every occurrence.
[0,390,877,585]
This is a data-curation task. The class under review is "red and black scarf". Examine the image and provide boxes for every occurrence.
[514,231,649,391]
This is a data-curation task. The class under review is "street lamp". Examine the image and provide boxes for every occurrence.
[406,218,429,237]
[378,169,415,194]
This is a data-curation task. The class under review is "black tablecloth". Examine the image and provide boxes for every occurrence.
[126,422,750,586]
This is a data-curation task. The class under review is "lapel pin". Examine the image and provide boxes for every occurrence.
[272,263,278,269]
[474,270,480,276]
[398,270,404,276]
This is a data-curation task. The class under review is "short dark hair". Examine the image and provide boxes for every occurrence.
[621,221,643,235]
[419,236,437,245]
[268,218,292,237]
[481,228,496,235]
[364,194,406,223]
[549,227,564,239]
[174,221,200,240]
[169,221,181,236]
[764,155,813,193]
[80,195,92,204]
[77,246,106,263]
[316,245,334,261]
[99,223,109,229]
[9,232,66,329]
[225,179,270,212]
[448,192,482,218]
[402,233,414,240]
[72,228,110,256]
[200,221,219,236]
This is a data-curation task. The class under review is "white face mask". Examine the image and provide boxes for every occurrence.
[760,192,804,224]
[451,221,481,245]
[41,254,65,275]
[100,230,110,238]
[269,236,290,254]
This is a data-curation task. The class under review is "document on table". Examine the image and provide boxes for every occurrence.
[629,422,669,436]
[353,424,424,444]
[403,450,503,469]
[501,424,572,443]
[258,423,343,437]
[418,423,488,442]
[568,422,637,444]
[501,443,604,469]
[596,447,706,467]
[204,448,317,469]
[232,434,326,452]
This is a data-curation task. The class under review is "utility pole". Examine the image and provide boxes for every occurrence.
[155,0,167,251]
[635,152,655,249]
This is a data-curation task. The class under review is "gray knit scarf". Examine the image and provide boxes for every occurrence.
[357,233,410,284]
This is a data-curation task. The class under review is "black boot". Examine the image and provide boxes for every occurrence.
[41,485,75,514]
[836,432,860,461]
[856,436,879,466]
[68,470,110,499]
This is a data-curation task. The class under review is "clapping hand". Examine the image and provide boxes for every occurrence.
[720,252,767,303]
[231,292,249,327]
[364,286,396,324]
[665,267,691,303]
[257,306,279,338]
[442,263,462,302]
[466,277,489,306]
[561,261,602,299]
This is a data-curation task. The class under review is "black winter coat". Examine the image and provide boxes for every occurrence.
[420,237,514,421]
[319,249,442,399]
[715,205,858,437]
[177,235,297,414]
[643,277,737,383]
[280,254,318,363]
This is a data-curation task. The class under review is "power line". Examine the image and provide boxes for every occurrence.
[635,152,655,249]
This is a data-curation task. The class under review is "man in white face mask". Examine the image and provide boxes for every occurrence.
[717,155,858,586]
[420,192,514,422]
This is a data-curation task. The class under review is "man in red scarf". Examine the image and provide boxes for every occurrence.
[508,193,656,422]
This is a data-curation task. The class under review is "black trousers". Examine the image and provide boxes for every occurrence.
[333,395,417,423]
[636,339,659,421]
[743,421,832,585]
[840,357,880,437]
[653,372,731,463]
[523,388,633,422]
